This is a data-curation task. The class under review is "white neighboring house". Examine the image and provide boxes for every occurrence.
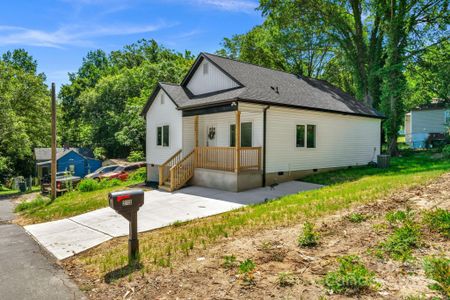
[405,101,450,148]
[142,53,383,192]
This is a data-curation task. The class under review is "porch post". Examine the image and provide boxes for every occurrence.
[194,115,199,148]
[235,110,241,173]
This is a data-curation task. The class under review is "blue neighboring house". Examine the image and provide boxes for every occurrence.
[34,147,102,179]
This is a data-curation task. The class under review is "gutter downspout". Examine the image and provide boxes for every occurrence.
[262,105,270,187]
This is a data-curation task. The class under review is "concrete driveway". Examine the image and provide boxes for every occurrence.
[25,181,323,260]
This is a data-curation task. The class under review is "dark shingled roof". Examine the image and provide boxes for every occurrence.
[34,148,94,161]
[143,53,383,118]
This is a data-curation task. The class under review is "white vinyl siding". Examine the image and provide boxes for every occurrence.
[266,106,381,173]
[146,89,182,165]
[186,59,239,95]
[182,109,263,152]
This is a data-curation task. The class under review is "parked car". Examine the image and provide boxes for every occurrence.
[41,171,81,194]
[99,163,144,181]
[85,165,118,180]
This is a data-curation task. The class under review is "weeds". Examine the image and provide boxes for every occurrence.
[322,255,378,295]
[222,255,237,269]
[298,221,319,247]
[386,209,414,226]
[239,259,256,285]
[348,213,368,223]
[14,196,50,212]
[423,255,450,297]
[377,209,421,262]
[422,209,450,239]
[378,222,421,262]
[278,271,296,287]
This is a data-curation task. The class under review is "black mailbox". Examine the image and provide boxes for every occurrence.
[109,189,144,214]
[108,189,144,264]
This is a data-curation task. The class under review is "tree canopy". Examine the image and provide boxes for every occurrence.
[0,49,50,180]
[59,39,194,159]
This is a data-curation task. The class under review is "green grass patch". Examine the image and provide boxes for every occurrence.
[322,255,378,295]
[74,152,450,277]
[423,255,450,297]
[15,172,146,223]
[347,213,368,223]
[0,186,40,197]
[377,210,421,262]
[423,209,450,239]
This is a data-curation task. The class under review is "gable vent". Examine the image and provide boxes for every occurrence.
[203,62,209,75]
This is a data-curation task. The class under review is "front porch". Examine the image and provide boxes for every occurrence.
[158,105,264,192]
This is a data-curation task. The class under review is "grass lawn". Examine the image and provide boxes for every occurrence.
[15,169,147,224]
[73,151,450,277]
[0,186,40,197]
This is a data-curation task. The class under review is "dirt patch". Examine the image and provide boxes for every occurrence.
[65,174,450,299]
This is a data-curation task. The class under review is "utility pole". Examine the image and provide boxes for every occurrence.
[51,83,57,201]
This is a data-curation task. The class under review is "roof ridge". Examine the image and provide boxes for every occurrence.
[202,52,302,80]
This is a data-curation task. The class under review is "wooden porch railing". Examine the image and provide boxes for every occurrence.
[239,147,261,171]
[158,149,182,186]
[169,150,196,191]
[196,146,261,172]
[196,147,236,172]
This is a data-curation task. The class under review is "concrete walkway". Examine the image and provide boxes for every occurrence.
[0,197,85,300]
[25,181,323,260]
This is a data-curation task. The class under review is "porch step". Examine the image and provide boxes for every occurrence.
[159,184,172,192]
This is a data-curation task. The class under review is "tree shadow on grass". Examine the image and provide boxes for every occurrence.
[104,262,143,283]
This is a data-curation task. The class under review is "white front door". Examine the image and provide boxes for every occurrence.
[206,125,217,147]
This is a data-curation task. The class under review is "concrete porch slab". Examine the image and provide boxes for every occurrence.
[24,181,323,260]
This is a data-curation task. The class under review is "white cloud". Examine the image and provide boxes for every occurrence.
[194,0,258,11]
[0,22,173,48]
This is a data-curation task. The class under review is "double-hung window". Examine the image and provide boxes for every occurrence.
[230,122,252,147]
[296,124,316,148]
[156,125,170,147]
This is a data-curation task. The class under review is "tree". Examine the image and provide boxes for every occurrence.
[259,0,385,107]
[379,0,448,155]
[0,51,50,179]
[405,40,450,109]
[59,39,194,158]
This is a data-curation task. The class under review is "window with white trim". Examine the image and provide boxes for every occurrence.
[156,125,169,147]
[230,122,252,147]
[296,124,316,148]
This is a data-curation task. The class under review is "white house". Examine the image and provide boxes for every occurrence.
[142,53,383,192]
[405,101,450,148]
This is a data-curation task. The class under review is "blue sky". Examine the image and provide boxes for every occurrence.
[0,0,263,88]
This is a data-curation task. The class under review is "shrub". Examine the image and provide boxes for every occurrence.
[127,151,145,162]
[442,145,450,158]
[322,255,378,295]
[278,271,296,287]
[423,208,450,238]
[222,255,237,269]
[423,256,450,297]
[298,221,319,247]
[128,167,146,182]
[348,213,368,223]
[78,179,100,192]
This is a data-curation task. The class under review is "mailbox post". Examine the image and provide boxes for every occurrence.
[109,190,144,264]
